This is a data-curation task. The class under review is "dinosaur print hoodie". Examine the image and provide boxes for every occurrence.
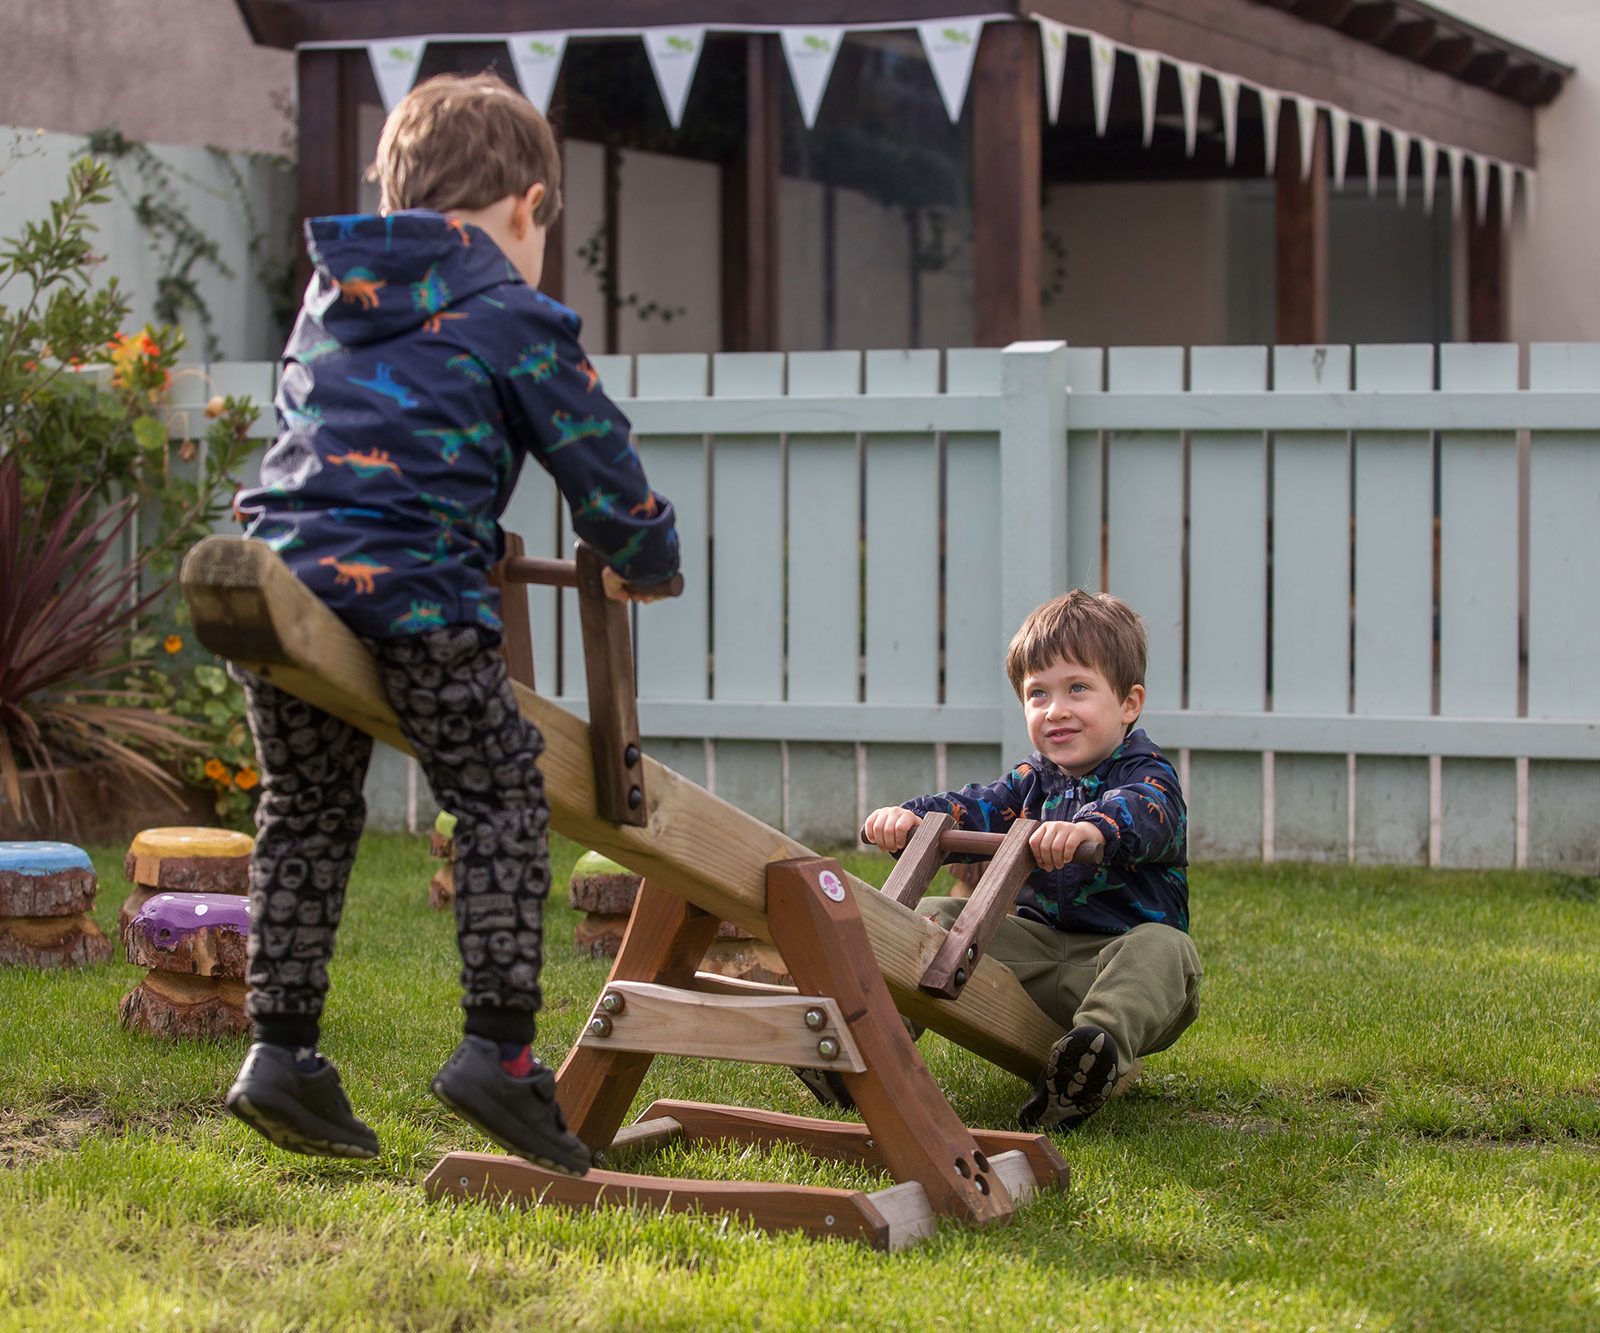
[234,211,679,639]
[902,729,1189,936]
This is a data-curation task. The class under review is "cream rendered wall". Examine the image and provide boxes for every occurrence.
[0,0,291,156]
[1433,0,1599,344]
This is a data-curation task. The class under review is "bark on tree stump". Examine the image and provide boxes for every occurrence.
[123,826,253,893]
[117,971,249,1039]
[124,893,251,977]
[0,914,113,969]
[0,841,98,916]
[427,811,456,910]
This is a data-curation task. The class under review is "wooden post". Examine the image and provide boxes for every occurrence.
[574,543,648,826]
[1275,105,1329,345]
[972,21,1042,348]
[1468,187,1507,341]
[294,49,366,294]
[489,532,535,689]
[721,33,782,352]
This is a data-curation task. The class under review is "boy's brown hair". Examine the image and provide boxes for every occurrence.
[369,73,563,226]
[1005,589,1147,702]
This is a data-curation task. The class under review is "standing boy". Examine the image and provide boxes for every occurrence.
[859,590,1201,1130]
[225,74,679,1175]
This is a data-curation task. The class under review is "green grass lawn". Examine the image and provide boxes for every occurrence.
[2,834,1597,1331]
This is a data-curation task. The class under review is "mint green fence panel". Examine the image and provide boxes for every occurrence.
[1105,348,1184,713]
[862,349,941,812]
[1438,344,1519,869]
[1064,348,1105,593]
[1351,345,1435,866]
[944,348,1006,787]
[1527,344,1600,871]
[707,352,786,827]
[1271,346,1353,862]
[1187,346,1268,860]
[785,351,864,844]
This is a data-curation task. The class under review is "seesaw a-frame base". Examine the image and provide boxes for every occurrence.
[181,536,1070,1247]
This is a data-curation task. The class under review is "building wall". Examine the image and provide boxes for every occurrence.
[0,0,292,156]
[1434,0,1598,345]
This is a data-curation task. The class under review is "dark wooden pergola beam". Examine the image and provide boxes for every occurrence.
[1384,20,1438,61]
[1424,35,1476,76]
[1340,2,1401,44]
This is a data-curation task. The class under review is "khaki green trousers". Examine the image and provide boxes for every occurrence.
[922,897,1203,1076]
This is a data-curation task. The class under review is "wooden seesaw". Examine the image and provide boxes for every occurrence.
[180,535,1080,1249]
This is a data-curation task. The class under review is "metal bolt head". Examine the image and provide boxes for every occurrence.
[624,743,641,767]
[601,991,625,1013]
[817,1036,840,1060]
[965,946,976,963]
[953,967,968,987]
[588,1014,613,1037]
[627,785,643,810]
[803,1007,826,1030]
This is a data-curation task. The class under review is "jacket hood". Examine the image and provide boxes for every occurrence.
[302,211,520,346]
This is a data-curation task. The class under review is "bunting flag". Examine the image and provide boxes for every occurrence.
[1362,118,1383,198]
[506,33,567,114]
[1217,74,1241,165]
[1497,160,1517,225]
[1329,106,1351,190]
[779,27,846,127]
[1420,138,1439,214]
[368,39,427,112]
[1293,96,1317,180]
[1520,167,1538,225]
[1036,18,1069,125]
[1392,129,1411,206]
[1135,49,1161,147]
[917,18,987,122]
[1445,147,1465,221]
[1089,33,1117,136]
[1259,87,1281,175]
[1473,152,1491,223]
[1176,61,1202,157]
[642,27,706,128]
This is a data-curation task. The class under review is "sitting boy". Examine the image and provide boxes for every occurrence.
[224,73,679,1174]
[858,590,1201,1130]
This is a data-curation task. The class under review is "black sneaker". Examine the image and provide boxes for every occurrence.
[1017,1025,1121,1131]
[430,1036,591,1176]
[793,1066,856,1111]
[226,1042,380,1159]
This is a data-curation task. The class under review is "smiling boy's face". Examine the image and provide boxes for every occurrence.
[1022,657,1145,776]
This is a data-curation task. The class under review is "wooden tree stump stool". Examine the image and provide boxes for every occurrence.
[569,850,791,984]
[118,892,251,1039]
[120,826,253,937]
[428,811,456,911]
[0,841,111,969]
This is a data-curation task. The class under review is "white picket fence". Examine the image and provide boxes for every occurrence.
[179,342,1600,868]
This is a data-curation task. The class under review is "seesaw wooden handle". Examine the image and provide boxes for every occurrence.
[502,554,686,600]
[862,823,1103,867]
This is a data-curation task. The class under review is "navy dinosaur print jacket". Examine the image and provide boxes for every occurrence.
[903,729,1189,936]
[234,211,679,639]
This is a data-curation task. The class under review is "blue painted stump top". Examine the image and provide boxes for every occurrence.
[0,841,93,875]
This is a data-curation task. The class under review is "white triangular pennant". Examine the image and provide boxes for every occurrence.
[1218,74,1240,165]
[643,27,706,128]
[1329,106,1351,190]
[1036,18,1069,125]
[368,39,426,113]
[1473,153,1491,223]
[1520,167,1538,225]
[779,27,846,128]
[1294,96,1317,180]
[1392,129,1411,206]
[917,19,987,122]
[1497,160,1516,225]
[1420,138,1439,214]
[506,33,568,115]
[1446,146,1465,222]
[1089,34,1117,136]
[1177,61,1202,157]
[1362,119,1383,198]
[1135,50,1161,147]
[1259,87,1281,175]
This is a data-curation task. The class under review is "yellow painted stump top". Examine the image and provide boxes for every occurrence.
[127,827,254,860]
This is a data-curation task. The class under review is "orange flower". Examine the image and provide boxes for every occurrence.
[203,757,228,782]
[234,767,259,790]
[163,634,182,654]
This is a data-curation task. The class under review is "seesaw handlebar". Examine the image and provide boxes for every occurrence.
[501,553,686,600]
[861,823,1104,866]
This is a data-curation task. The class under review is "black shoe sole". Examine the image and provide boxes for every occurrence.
[228,1092,380,1159]
[430,1080,590,1177]
[794,1066,856,1111]
[1017,1027,1119,1132]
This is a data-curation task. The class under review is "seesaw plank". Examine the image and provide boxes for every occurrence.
[180,537,1063,1078]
